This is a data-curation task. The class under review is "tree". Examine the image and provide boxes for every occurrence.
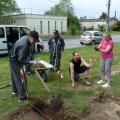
[100,12,107,19]
[111,20,120,31]
[0,0,20,16]
[45,0,74,16]
[45,0,80,33]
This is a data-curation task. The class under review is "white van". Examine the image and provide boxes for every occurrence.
[0,25,43,55]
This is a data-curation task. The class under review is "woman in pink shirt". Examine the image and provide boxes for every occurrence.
[95,32,114,88]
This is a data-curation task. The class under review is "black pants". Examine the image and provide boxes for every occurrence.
[72,66,89,81]
[50,53,61,71]
[9,57,26,99]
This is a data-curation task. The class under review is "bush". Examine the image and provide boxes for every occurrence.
[111,20,120,31]
[98,25,105,32]
[69,25,76,35]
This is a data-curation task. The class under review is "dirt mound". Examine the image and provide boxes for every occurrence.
[5,97,80,120]
[4,93,120,120]
[87,92,120,120]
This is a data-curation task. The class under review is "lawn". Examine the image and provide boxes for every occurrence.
[0,42,120,119]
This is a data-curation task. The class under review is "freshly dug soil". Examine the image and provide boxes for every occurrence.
[3,93,120,120]
[87,92,120,120]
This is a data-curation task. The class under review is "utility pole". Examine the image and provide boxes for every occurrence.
[114,10,116,19]
[106,0,111,32]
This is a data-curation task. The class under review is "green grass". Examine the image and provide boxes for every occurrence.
[110,31,120,34]
[0,42,120,119]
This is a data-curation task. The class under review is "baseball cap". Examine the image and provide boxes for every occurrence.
[53,30,59,34]
[29,31,39,42]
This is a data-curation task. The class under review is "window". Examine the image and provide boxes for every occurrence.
[0,27,5,38]
[20,27,31,37]
[100,32,103,36]
[48,21,50,35]
[40,21,42,35]
[94,32,99,36]
[83,32,90,36]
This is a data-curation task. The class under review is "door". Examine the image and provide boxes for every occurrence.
[19,27,31,37]
[5,27,19,51]
[0,27,8,51]
[94,32,100,43]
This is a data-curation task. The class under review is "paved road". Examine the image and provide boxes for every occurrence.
[111,34,120,42]
[43,34,120,52]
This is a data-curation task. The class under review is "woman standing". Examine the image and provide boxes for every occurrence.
[94,32,114,88]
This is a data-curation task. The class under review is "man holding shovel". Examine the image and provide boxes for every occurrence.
[69,51,92,88]
[9,31,39,102]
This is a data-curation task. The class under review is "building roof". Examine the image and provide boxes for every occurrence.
[80,18,116,22]
[6,13,67,20]
[0,25,27,27]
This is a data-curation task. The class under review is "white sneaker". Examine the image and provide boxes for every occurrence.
[97,80,106,85]
[12,92,18,96]
[102,83,110,88]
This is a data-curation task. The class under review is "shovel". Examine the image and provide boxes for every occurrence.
[34,68,63,112]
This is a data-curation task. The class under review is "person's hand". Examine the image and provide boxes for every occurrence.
[20,68,24,75]
[20,68,25,81]
[87,63,92,68]
[94,47,99,51]
[89,63,92,67]
[72,83,76,88]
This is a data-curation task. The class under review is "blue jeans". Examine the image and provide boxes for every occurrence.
[100,58,113,80]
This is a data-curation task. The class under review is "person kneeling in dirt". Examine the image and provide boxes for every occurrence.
[69,51,92,87]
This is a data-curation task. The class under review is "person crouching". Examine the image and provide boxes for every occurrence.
[69,52,92,87]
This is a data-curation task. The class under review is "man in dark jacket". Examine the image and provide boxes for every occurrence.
[9,31,39,102]
[48,30,65,72]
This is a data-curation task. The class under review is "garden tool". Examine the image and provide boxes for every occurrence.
[0,82,11,90]
[34,68,63,112]
[56,70,64,89]
[20,68,29,100]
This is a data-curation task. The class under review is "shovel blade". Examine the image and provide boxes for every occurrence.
[50,96,63,112]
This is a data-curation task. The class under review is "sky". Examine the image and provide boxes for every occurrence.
[16,0,120,19]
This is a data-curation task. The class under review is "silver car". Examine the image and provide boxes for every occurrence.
[80,31,103,45]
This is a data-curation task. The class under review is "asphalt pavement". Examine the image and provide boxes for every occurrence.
[43,34,120,52]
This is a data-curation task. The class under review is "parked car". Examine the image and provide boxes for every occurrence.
[0,25,44,55]
[80,31,103,45]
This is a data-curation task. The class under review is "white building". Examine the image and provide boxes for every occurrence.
[2,14,67,35]
[80,18,116,30]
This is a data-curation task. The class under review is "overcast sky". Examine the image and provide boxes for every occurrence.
[16,0,120,19]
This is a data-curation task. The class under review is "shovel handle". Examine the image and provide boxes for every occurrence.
[34,69,50,92]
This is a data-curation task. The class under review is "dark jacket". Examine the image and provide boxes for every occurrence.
[48,36,65,56]
[10,36,31,65]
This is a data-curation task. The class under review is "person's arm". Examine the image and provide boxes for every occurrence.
[61,38,65,51]
[48,38,52,51]
[17,45,26,64]
[81,57,91,68]
[99,45,112,53]
[70,62,75,85]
